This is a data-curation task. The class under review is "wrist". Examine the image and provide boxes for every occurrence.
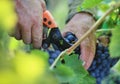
[69,13,95,28]
[66,12,96,24]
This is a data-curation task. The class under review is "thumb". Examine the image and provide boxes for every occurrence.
[62,23,76,37]
[78,33,96,70]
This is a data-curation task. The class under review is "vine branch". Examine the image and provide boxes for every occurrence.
[50,2,120,70]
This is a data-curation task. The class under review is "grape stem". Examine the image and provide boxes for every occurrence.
[49,2,120,70]
[49,50,67,70]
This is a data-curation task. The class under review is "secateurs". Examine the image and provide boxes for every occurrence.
[42,10,80,53]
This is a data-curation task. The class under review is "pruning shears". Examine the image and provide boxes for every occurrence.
[42,10,80,54]
[42,10,71,51]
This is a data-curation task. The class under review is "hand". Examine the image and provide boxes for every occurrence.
[62,13,96,69]
[11,0,46,48]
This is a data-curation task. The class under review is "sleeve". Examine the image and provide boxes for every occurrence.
[66,0,97,23]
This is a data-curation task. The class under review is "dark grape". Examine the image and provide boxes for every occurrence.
[64,38,70,43]
[66,34,76,43]
[47,50,61,65]
[49,58,54,65]
[88,43,119,84]
[64,32,74,38]
[64,32,77,44]
[50,53,58,59]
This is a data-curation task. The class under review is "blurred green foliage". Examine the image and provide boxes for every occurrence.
[110,26,120,57]
[49,0,68,29]
[113,60,120,72]
[81,0,102,9]
[0,0,17,32]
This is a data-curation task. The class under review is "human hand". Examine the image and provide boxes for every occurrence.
[62,13,96,69]
[11,0,46,48]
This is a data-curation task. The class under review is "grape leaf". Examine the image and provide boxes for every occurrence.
[79,75,96,84]
[64,54,88,77]
[109,26,120,57]
[31,50,49,63]
[82,0,102,9]
[54,65,75,83]
[113,60,120,72]
[54,54,96,84]
[64,54,95,84]
[38,70,59,84]
[98,3,109,12]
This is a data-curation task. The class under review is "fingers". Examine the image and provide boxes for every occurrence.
[62,23,75,37]
[79,33,96,70]
[11,22,42,49]
[31,23,43,48]
[21,24,31,44]
[80,44,95,69]
[10,23,21,40]
[15,24,21,40]
[41,0,46,12]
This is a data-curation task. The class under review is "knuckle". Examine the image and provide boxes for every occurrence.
[23,39,31,44]
[33,43,41,49]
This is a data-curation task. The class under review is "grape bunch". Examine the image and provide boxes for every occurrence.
[88,43,119,84]
[46,32,119,84]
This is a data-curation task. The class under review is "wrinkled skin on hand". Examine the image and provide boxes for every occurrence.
[62,13,96,69]
[12,0,46,48]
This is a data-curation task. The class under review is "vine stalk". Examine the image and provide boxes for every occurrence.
[50,2,120,70]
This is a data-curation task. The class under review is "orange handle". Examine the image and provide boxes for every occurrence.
[43,10,57,28]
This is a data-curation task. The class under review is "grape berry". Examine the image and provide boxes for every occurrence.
[48,50,61,65]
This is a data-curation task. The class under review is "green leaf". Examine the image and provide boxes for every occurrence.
[38,70,59,84]
[82,0,102,9]
[54,65,75,83]
[98,3,109,12]
[64,54,95,84]
[101,18,114,29]
[110,26,120,57]
[64,54,88,77]
[79,75,96,84]
[113,60,120,72]
[55,54,96,84]
[31,50,49,62]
